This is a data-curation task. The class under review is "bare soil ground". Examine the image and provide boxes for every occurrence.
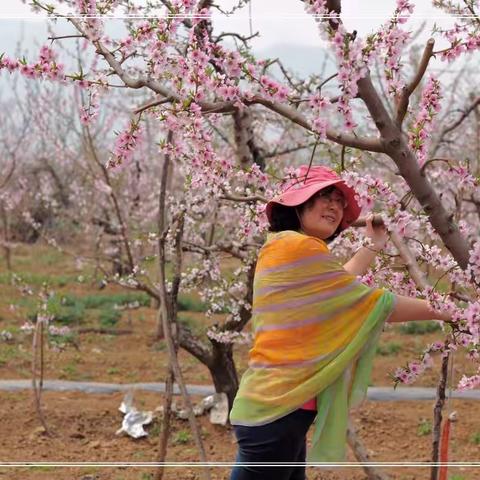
[1,243,480,480]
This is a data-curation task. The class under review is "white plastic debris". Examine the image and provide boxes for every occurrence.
[200,395,216,410]
[209,393,229,425]
[116,390,154,439]
[173,392,229,425]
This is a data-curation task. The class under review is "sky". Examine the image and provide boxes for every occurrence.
[0,0,454,50]
[0,1,460,77]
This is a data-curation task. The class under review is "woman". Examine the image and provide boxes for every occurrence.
[229,165,451,480]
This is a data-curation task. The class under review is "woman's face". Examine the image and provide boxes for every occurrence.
[298,187,346,240]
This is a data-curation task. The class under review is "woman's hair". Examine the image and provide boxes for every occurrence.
[268,186,343,241]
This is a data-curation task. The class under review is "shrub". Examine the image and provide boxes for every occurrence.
[399,321,442,335]
[376,341,402,356]
[99,308,121,327]
[177,295,206,312]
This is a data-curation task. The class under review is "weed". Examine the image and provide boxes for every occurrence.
[99,308,121,327]
[140,474,154,480]
[60,362,78,379]
[152,341,167,352]
[177,295,206,312]
[0,344,24,366]
[173,430,191,444]
[149,421,162,437]
[449,476,466,480]
[417,418,432,436]
[178,314,202,335]
[399,321,441,335]
[81,292,150,309]
[376,341,402,356]
[0,272,74,288]
[107,367,120,375]
[470,432,480,445]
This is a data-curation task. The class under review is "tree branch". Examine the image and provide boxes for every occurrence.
[438,96,480,138]
[251,96,385,152]
[395,38,435,127]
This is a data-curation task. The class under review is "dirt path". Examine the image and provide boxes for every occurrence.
[2,379,480,401]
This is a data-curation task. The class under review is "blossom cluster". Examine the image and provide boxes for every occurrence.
[393,350,435,385]
[0,46,65,81]
[408,76,442,165]
[373,0,414,94]
[107,120,144,169]
[206,327,252,345]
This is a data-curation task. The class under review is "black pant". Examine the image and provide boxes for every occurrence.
[230,409,316,480]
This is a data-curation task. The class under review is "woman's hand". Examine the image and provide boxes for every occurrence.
[365,214,388,251]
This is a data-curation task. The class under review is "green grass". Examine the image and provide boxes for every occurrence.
[23,292,152,328]
[0,344,28,366]
[178,314,203,335]
[177,295,206,312]
[62,292,150,309]
[140,474,154,480]
[173,430,191,445]
[399,321,442,335]
[376,341,402,356]
[470,432,480,445]
[148,420,162,437]
[0,271,76,287]
[27,466,57,472]
[60,362,78,379]
[417,418,432,436]
[99,308,121,327]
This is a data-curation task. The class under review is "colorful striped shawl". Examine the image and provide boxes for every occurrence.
[229,230,395,461]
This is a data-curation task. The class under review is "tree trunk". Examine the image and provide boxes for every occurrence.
[208,340,239,409]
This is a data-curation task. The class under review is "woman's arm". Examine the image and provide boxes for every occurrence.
[343,246,379,276]
[343,215,387,276]
[388,295,452,323]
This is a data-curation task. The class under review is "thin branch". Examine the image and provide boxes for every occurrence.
[134,97,174,115]
[395,38,435,127]
[251,96,385,152]
[214,31,259,44]
[420,157,452,175]
[219,193,267,203]
[48,34,85,41]
[262,141,318,160]
[318,73,338,92]
[438,97,480,138]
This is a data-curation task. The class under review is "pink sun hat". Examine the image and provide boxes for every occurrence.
[266,165,361,231]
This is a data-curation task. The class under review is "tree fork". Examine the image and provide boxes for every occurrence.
[356,75,471,269]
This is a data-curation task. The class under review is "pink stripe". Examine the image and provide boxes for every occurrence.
[254,292,370,333]
[252,282,358,314]
[255,270,345,296]
[256,252,331,278]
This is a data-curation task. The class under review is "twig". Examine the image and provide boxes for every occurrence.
[431,349,450,480]
[48,34,85,41]
[158,214,210,479]
[219,193,267,203]
[134,97,174,115]
[214,31,259,44]
[156,367,174,480]
[438,97,480,138]
[347,421,391,480]
[31,319,51,435]
[395,39,435,127]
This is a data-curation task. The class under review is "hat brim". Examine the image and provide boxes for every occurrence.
[266,179,361,231]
